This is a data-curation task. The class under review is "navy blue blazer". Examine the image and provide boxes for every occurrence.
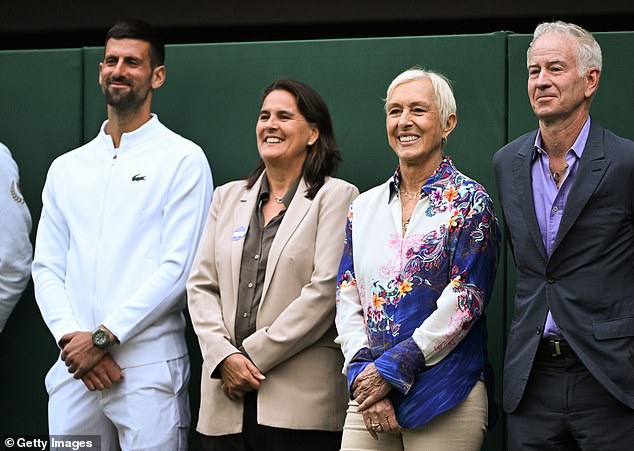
[493,120,634,412]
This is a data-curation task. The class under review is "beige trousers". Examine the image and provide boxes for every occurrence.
[340,381,487,451]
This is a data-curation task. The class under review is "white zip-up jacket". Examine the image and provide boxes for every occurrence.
[33,115,213,367]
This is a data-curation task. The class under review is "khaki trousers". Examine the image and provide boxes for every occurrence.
[340,381,487,451]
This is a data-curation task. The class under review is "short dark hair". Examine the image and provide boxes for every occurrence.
[247,79,342,199]
[105,19,165,68]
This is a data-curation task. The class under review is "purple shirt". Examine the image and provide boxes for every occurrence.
[531,117,591,338]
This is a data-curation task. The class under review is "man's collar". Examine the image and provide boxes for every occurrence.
[99,113,160,149]
[532,116,591,160]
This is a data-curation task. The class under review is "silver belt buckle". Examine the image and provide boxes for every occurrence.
[550,339,562,357]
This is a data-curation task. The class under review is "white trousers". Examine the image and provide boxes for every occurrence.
[45,355,190,451]
[340,380,487,451]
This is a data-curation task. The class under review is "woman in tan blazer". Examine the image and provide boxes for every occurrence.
[187,78,359,451]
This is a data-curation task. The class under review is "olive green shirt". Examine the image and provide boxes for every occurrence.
[234,175,300,348]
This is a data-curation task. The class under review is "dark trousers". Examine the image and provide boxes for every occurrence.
[201,391,342,451]
[508,340,634,451]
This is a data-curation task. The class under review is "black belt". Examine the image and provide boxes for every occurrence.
[537,339,576,358]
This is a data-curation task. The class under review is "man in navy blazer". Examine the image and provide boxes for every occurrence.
[493,21,634,450]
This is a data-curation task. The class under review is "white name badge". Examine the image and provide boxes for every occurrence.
[232,226,247,241]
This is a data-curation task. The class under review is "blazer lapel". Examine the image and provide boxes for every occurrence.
[512,132,548,262]
[261,177,311,303]
[552,123,610,253]
[230,174,263,306]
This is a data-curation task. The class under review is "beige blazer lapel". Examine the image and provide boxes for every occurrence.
[229,173,264,323]
[261,177,311,303]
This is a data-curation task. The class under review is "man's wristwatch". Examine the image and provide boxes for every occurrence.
[92,327,113,349]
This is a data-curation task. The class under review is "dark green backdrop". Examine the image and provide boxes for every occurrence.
[1,31,632,450]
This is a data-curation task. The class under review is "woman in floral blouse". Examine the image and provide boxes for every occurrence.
[336,67,500,450]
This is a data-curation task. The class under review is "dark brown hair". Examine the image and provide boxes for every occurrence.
[106,19,165,68]
[246,79,342,199]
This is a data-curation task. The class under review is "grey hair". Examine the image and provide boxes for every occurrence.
[528,21,602,76]
[385,67,457,127]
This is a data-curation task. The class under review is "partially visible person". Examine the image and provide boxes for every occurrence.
[0,142,32,333]
[187,78,358,451]
[494,21,634,450]
[32,19,213,450]
[336,67,500,450]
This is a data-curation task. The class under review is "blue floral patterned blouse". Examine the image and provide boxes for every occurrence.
[335,158,500,428]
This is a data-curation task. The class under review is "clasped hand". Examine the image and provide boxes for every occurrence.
[219,353,266,401]
[352,363,401,438]
[80,353,123,391]
[59,331,123,390]
[352,363,392,409]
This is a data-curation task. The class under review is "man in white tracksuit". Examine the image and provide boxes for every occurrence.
[0,142,32,333]
[32,20,213,450]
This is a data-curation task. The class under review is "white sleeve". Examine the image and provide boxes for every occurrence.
[0,144,32,333]
[32,161,80,343]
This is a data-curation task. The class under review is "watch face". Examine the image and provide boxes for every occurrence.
[93,329,109,348]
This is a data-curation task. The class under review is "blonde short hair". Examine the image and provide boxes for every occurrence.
[385,67,457,127]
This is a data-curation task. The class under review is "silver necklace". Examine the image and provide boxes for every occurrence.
[551,163,569,186]
[400,189,419,200]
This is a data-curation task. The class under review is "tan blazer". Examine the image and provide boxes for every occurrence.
[187,172,358,436]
